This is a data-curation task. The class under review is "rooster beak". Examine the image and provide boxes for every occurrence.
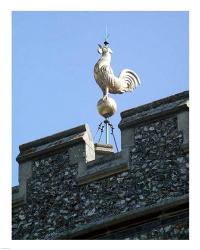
[98,44,103,54]
[98,48,102,54]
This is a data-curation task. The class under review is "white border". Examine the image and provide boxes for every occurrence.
[3,0,191,11]
[0,0,199,249]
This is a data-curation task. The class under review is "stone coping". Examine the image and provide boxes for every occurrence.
[182,143,189,153]
[19,124,89,151]
[57,194,189,239]
[12,186,25,208]
[119,91,189,129]
[16,124,91,163]
[12,195,25,208]
[86,151,121,168]
[78,151,128,185]
[94,143,114,156]
[12,185,19,194]
[121,91,189,118]
[94,143,113,149]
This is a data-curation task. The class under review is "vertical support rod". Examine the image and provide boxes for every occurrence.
[105,119,109,144]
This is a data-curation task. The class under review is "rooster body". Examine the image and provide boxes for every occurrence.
[94,43,140,97]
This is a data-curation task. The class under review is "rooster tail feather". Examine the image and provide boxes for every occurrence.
[119,69,140,92]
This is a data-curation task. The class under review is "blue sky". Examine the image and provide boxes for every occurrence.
[12,11,188,186]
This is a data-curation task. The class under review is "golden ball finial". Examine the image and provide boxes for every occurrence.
[97,96,117,118]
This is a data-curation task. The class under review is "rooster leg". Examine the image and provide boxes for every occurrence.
[105,87,109,98]
[103,87,109,99]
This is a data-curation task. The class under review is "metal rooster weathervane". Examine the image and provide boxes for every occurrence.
[93,32,141,147]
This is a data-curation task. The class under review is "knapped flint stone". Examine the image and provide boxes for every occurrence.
[60,210,68,214]
[164,225,172,232]
[118,191,126,198]
[131,147,137,153]
[19,215,25,220]
[139,195,144,200]
[140,234,148,240]
[121,172,128,177]
[177,157,185,163]
[149,127,155,131]
[87,208,96,216]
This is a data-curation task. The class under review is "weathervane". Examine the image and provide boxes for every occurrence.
[94,30,141,148]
